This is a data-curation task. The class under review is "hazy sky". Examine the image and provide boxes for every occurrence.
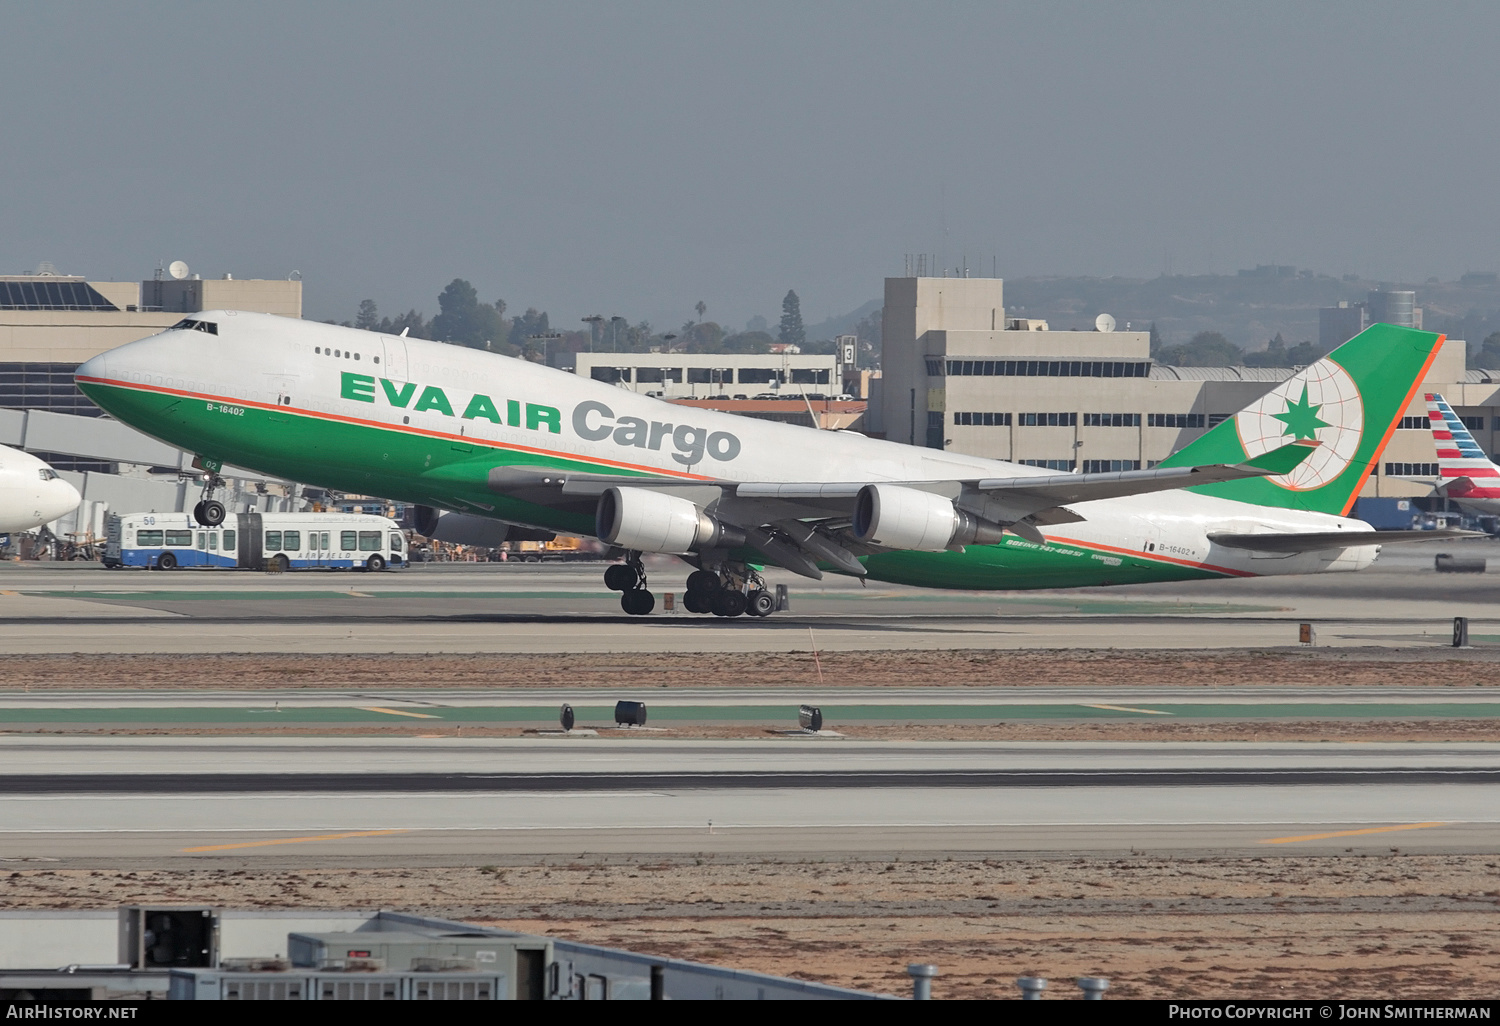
[4,2,1498,328]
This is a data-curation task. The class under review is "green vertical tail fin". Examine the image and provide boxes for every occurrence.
[1159,323,1444,515]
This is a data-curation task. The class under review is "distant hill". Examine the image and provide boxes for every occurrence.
[804,298,881,342]
[812,271,1500,354]
[1009,271,1500,351]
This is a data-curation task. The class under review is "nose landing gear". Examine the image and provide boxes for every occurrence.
[605,552,655,615]
[191,471,227,527]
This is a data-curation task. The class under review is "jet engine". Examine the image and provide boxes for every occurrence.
[412,506,550,547]
[852,483,1008,551]
[595,487,745,554]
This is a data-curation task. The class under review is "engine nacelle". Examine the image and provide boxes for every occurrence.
[595,487,744,554]
[412,506,542,547]
[852,483,1008,551]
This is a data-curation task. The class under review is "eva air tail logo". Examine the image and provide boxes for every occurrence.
[1235,359,1363,490]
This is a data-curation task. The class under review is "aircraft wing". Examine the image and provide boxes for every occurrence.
[519,439,1312,520]
[727,439,1317,528]
[968,439,1317,504]
[477,439,1320,577]
[1208,528,1478,552]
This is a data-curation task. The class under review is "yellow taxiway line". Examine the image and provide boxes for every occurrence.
[360,706,440,719]
[181,829,409,852]
[1259,822,1449,845]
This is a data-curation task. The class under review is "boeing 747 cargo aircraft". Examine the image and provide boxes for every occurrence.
[76,318,1447,616]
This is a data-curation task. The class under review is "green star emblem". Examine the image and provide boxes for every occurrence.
[1272,384,1329,441]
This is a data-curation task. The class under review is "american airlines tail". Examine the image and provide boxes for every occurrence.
[1426,392,1500,513]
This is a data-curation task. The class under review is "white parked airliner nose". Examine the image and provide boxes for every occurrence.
[41,474,83,524]
[0,445,82,533]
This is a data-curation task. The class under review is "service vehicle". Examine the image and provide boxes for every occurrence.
[104,511,406,571]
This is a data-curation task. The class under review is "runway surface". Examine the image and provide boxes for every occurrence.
[2,544,1498,653]
[3,737,1496,865]
[3,685,1500,728]
[3,552,1499,870]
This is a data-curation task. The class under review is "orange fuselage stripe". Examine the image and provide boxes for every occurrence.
[76,374,716,481]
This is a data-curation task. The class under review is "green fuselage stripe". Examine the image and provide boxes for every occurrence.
[79,378,1230,592]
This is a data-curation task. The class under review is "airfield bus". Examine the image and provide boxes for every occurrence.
[104,511,406,571]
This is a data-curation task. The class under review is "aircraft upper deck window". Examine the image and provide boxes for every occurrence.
[171,318,218,335]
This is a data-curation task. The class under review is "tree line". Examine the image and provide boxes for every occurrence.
[332,280,826,363]
[1151,327,1331,368]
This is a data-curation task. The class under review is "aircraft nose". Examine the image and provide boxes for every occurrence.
[45,477,83,523]
[75,351,110,384]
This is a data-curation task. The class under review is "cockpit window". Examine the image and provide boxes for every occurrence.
[171,318,219,335]
[38,468,58,481]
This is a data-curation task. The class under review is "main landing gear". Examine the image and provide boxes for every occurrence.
[604,553,655,615]
[191,472,227,527]
[683,563,775,618]
[602,557,778,618]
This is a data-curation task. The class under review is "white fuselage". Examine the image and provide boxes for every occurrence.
[0,445,82,533]
[76,313,1380,582]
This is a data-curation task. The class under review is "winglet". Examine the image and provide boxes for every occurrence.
[1236,439,1319,477]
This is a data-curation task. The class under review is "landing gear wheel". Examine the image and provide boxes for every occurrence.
[683,590,712,614]
[156,551,177,571]
[365,554,386,571]
[621,589,655,615]
[746,589,775,617]
[711,589,747,617]
[194,470,226,526]
[604,563,638,591]
[686,569,720,594]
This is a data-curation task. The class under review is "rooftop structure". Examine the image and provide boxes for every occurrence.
[0,907,886,1001]
[572,350,845,399]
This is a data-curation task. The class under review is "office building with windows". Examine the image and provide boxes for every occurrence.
[0,266,302,470]
[880,276,1490,499]
[571,350,866,430]
[0,267,301,416]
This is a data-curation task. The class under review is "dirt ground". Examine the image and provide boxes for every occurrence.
[5,855,1499,999]
[3,648,1500,690]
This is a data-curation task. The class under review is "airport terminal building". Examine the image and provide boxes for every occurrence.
[879,276,1493,499]
[0,267,306,543]
[0,267,301,422]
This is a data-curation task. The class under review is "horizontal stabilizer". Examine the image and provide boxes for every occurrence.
[1208,528,1477,552]
[1434,476,1475,496]
[1241,438,1320,475]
